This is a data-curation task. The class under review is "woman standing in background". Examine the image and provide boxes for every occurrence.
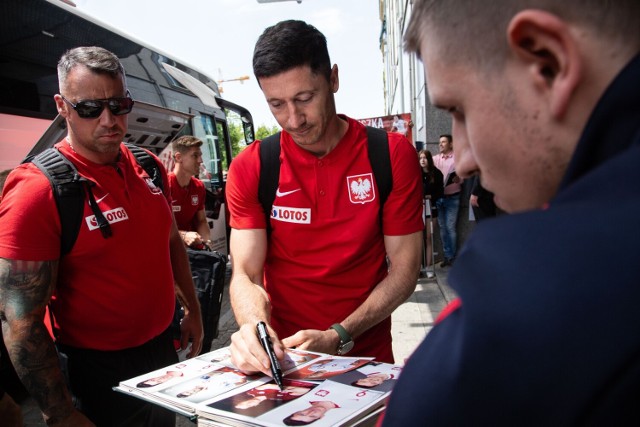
[419,150,444,278]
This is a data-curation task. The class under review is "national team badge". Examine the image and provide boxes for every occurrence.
[144,177,163,195]
[191,195,199,205]
[347,173,376,204]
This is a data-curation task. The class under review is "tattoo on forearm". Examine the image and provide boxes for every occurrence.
[0,259,56,318]
[12,321,72,417]
[0,259,71,418]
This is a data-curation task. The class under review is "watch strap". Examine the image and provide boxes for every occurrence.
[330,323,352,345]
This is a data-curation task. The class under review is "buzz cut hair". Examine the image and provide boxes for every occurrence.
[404,0,640,72]
[58,46,126,93]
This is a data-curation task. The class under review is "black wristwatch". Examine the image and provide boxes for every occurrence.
[330,323,354,355]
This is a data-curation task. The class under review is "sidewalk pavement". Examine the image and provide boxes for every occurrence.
[391,264,457,363]
[20,264,456,426]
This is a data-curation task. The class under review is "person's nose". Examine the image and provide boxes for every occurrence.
[452,129,477,179]
[456,150,478,179]
[286,103,305,130]
[98,106,117,126]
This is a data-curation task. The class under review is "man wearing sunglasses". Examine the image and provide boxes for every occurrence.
[0,46,203,426]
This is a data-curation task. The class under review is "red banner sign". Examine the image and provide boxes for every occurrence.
[358,113,413,145]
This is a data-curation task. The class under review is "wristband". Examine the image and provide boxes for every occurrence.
[329,323,354,355]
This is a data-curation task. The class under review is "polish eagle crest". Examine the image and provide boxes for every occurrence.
[347,173,375,204]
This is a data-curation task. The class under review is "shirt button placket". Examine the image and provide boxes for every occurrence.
[317,159,326,197]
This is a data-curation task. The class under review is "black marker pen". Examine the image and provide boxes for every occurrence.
[256,321,284,390]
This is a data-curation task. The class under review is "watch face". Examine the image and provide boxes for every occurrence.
[338,340,355,355]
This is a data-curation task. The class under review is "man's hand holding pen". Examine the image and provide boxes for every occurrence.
[257,322,284,390]
[229,321,286,379]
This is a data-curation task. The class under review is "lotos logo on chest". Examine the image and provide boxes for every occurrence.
[271,205,311,224]
[85,207,129,231]
[347,173,376,204]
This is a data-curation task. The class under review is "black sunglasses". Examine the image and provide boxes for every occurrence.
[60,91,135,119]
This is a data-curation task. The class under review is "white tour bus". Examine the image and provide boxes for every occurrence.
[0,0,256,254]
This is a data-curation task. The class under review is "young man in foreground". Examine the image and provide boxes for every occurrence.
[383,0,640,424]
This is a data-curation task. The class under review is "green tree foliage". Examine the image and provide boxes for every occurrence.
[218,110,281,170]
[227,122,280,159]
[223,109,246,160]
[256,124,281,140]
[228,121,244,157]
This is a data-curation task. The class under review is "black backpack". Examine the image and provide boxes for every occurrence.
[26,143,163,255]
[258,126,392,231]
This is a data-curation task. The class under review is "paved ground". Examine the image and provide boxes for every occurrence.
[20,264,456,426]
[391,264,456,364]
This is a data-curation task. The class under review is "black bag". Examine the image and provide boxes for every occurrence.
[173,248,227,353]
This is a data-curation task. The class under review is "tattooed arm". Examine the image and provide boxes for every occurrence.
[0,258,93,426]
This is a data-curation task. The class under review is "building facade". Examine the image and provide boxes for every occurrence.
[379,0,475,255]
[378,0,451,152]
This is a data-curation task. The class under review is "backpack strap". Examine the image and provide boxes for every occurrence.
[125,143,164,192]
[28,144,161,256]
[257,127,392,234]
[29,147,112,255]
[365,126,392,210]
[258,132,282,233]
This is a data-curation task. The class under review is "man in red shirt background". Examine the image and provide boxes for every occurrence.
[168,135,212,250]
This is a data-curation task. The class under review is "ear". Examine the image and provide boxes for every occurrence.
[330,64,339,93]
[507,10,582,119]
[54,94,69,118]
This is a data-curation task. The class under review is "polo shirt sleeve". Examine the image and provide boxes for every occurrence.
[226,141,266,229]
[382,133,424,236]
[0,165,62,260]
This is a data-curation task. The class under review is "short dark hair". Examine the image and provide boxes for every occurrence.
[439,134,452,143]
[253,20,332,83]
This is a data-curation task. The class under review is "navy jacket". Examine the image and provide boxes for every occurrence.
[383,55,640,425]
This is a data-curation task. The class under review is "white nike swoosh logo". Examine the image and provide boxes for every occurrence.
[275,188,301,197]
[95,193,109,204]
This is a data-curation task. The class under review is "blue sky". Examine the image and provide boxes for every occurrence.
[73,0,386,128]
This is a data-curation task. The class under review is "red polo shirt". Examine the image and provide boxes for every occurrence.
[168,172,205,231]
[226,116,423,361]
[0,141,176,350]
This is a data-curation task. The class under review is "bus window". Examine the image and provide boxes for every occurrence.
[202,136,219,182]
[192,113,222,187]
[215,120,231,173]
[1,0,256,255]
[218,108,248,168]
